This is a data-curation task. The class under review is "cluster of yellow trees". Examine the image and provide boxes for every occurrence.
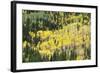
[22,10,91,62]
[23,23,90,61]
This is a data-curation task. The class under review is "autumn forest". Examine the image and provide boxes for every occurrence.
[22,10,91,62]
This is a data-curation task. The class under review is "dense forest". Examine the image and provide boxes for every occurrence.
[22,10,91,62]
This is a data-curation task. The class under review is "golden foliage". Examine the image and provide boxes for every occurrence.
[25,24,90,60]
